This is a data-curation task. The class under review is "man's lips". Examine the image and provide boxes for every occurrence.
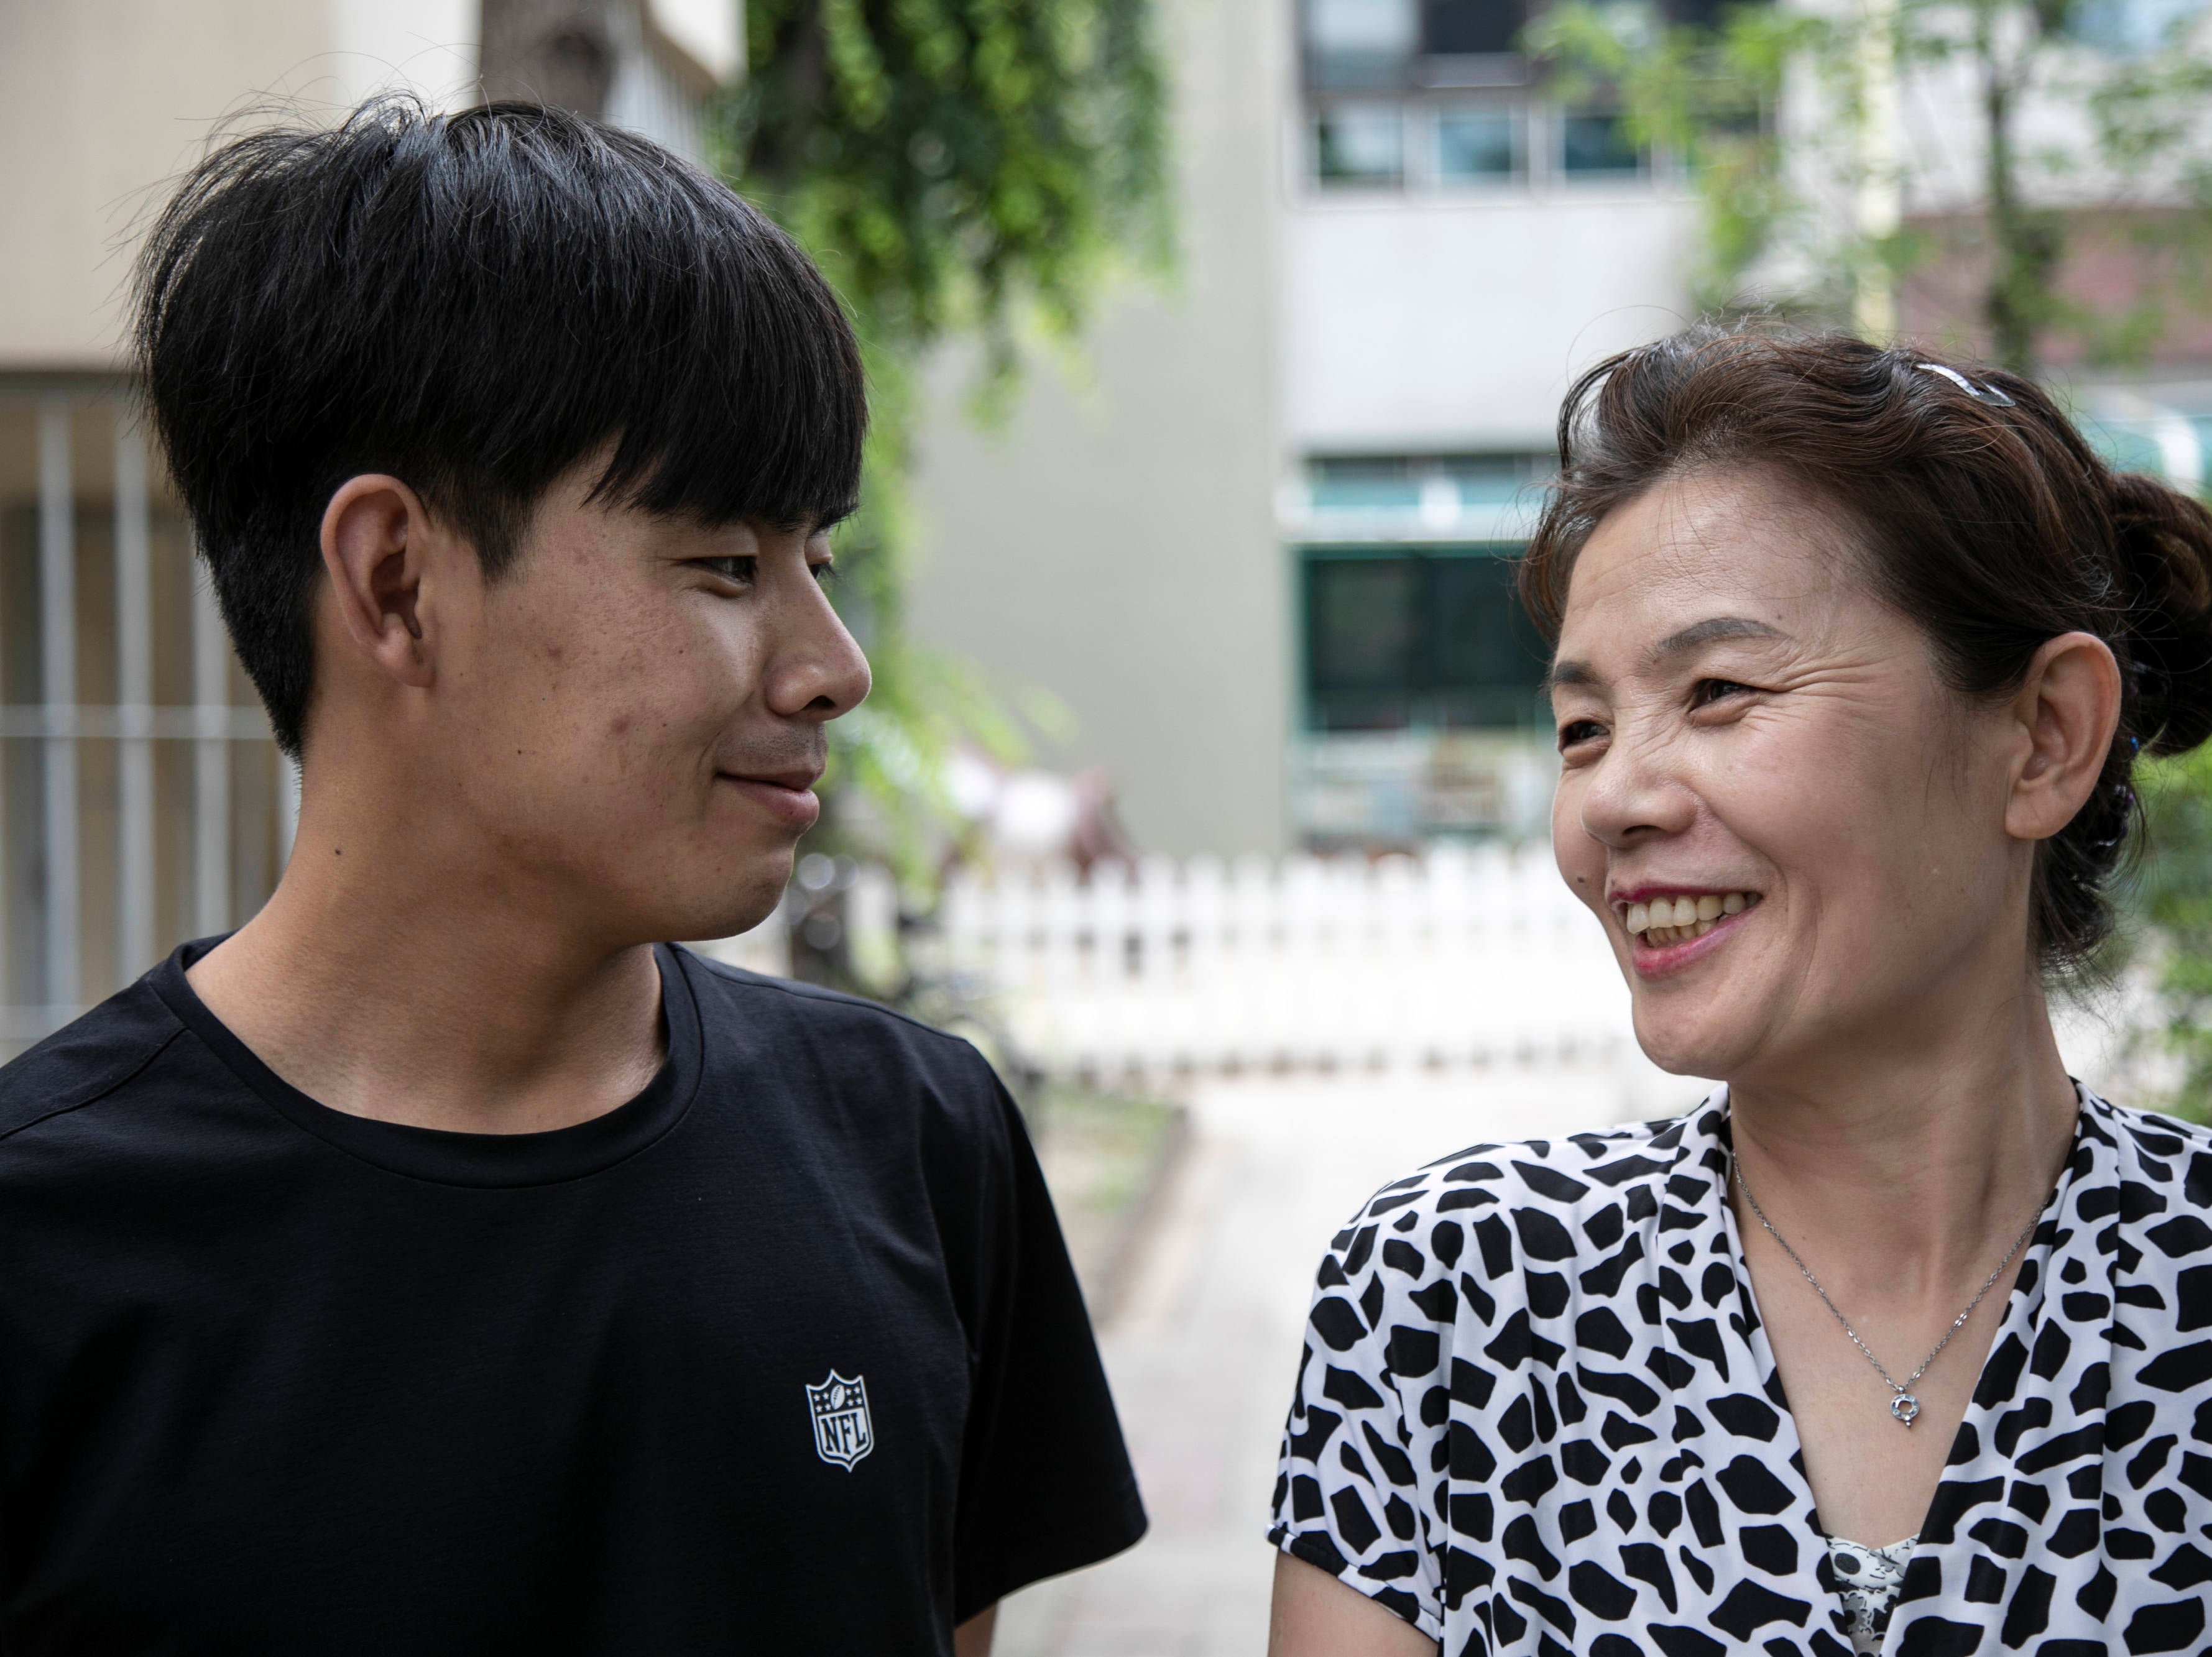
[717,769,823,828]
[723,768,821,792]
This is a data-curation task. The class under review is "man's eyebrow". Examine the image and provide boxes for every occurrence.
[1651,615,1783,659]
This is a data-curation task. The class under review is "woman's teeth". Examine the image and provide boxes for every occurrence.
[1623,891,1756,947]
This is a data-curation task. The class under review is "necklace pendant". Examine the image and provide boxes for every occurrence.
[1891,1392,1920,1428]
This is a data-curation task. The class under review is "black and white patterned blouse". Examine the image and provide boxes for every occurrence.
[1269,1088,2212,1655]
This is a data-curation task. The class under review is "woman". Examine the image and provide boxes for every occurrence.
[1266,329,2212,1656]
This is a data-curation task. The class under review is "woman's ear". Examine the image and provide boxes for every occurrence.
[320,474,441,690]
[2004,631,2124,843]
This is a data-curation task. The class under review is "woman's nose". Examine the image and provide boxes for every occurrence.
[1577,731,1698,848]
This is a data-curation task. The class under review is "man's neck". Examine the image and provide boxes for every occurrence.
[186,806,668,1136]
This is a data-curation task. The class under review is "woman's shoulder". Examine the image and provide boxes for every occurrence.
[2082,1088,2212,1155]
[1290,1102,1726,1461]
[2079,1089,2212,1196]
[1330,1098,1723,1251]
[1305,1100,1726,1367]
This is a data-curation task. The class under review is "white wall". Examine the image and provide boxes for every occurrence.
[1284,187,1700,452]
[906,0,1296,857]
[323,0,479,111]
[0,0,479,370]
[607,0,709,162]
[648,0,743,81]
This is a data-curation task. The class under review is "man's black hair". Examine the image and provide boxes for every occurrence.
[133,96,867,758]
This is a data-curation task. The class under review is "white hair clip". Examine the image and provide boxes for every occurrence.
[1917,362,2016,407]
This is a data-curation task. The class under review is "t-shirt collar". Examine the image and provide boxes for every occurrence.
[149,939,704,1188]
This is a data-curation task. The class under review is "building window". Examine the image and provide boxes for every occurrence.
[1310,456,1424,511]
[1561,110,1645,175]
[1422,0,1524,54]
[1303,0,1540,90]
[1437,107,1521,180]
[1301,452,1548,529]
[1441,453,1530,504]
[1315,104,1407,185]
[1301,546,1550,731]
[1304,101,1667,192]
[1305,0,1419,88]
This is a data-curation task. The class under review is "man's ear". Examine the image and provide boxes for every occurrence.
[2003,630,2124,843]
[320,475,443,690]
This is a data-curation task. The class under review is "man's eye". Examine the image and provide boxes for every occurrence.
[695,556,758,584]
[811,560,839,586]
[1558,719,1605,750]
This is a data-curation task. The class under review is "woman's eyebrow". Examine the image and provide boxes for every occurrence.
[1651,615,1783,660]
[1542,659,1595,694]
[1544,617,1782,695]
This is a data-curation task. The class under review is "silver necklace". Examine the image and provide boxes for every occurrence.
[1730,1152,2042,1428]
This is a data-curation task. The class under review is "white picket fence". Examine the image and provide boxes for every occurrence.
[925,847,1640,1081]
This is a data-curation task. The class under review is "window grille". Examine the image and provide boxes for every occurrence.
[1,380,294,1058]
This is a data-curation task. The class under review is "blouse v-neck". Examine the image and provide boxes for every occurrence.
[1710,1100,2074,1651]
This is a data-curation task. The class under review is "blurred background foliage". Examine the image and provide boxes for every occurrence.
[716,0,1173,891]
[2132,751,2212,1119]
[1524,2,1815,315]
[1527,0,2212,374]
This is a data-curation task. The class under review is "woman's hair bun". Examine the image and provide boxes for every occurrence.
[2107,469,2212,759]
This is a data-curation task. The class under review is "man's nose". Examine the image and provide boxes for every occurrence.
[765,577,872,722]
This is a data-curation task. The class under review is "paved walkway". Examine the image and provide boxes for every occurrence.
[996,1061,1706,1657]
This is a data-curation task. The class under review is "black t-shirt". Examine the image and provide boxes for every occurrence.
[0,942,1144,1654]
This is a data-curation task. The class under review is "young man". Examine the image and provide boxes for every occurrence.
[0,100,1143,1653]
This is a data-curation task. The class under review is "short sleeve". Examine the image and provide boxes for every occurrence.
[945,1073,1147,1620]
[1268,1193,1449,1642]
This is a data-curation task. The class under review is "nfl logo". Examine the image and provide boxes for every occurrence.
[806,1371,874,1471]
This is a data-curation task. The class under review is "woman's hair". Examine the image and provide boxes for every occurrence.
[1519,325,2212,970]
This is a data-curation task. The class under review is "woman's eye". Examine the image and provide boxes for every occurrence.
[1692,678,1756,707]
[1557,719,1605,751]
[810,560,839,587]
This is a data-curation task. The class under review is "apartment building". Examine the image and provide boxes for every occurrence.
[907,0,1702,858]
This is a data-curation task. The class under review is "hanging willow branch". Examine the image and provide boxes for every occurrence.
[728,0,1171,385]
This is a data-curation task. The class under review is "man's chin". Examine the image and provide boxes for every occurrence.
[661,858,796,948]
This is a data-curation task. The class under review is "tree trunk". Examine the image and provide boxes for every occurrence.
[1978,2,2061,373]
[478,0,620,119]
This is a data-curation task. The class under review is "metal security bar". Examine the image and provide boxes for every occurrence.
[1,380,292,1057]
[37,400,76,1020]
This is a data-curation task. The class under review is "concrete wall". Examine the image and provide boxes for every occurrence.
[1284,188,1698,452]
[0,0,478,371]
[905,0,1296,856]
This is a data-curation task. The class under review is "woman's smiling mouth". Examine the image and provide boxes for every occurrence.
[1611,889,1763,968]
